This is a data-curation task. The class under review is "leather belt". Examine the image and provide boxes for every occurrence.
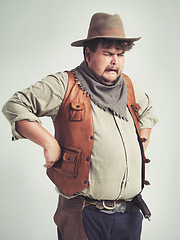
[84,197,139,214]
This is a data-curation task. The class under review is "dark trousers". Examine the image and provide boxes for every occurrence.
[57,205,143,240]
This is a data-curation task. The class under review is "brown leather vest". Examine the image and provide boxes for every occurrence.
[47,71,149,197]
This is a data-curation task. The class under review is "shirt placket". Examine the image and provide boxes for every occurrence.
[113,114,128,200]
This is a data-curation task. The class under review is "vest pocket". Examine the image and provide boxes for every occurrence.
[69,102,84,121]
[53,146,81,178]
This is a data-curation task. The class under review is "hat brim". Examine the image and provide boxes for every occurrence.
[71,36,141,47]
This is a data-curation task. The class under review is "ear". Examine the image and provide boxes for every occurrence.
[85,47,91,63]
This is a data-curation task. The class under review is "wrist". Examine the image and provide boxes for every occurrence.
[43,135,58,150]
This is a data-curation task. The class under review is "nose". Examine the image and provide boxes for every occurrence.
[111,55,118,65]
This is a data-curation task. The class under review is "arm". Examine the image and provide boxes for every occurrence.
[2,73,68,168]
[131,79,158,132]
[2,73,69,167]
[131,79,158,151]
[2,72,68,141]
[15,120,61,168]
[140,128,151,151]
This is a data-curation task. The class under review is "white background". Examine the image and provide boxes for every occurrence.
[0,0,179,239]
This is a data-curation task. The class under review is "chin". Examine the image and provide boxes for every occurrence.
[99,78,119,86]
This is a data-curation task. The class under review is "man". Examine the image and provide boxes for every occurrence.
[2,13,158,240]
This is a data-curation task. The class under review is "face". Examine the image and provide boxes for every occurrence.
[85,43,125,86]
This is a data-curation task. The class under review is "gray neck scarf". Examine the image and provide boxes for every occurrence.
[72,61,127,120]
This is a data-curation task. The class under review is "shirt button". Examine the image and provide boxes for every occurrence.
[86,157,90,162]
[84,180,88,184]
[90,136,94,140]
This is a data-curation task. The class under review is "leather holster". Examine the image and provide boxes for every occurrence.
[54,195,88,240]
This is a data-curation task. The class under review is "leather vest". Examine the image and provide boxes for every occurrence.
[47,72,149,197]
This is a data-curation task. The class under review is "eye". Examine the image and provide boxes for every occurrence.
[103,52,111,57]
[117,52,125,57]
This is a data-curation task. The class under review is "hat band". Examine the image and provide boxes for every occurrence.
[88,28,126,38]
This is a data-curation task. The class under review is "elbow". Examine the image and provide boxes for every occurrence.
[2,102,10,121]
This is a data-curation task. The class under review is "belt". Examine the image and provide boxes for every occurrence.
[84,197,139,214]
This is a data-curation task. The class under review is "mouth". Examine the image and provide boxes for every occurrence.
[105,69,118,74]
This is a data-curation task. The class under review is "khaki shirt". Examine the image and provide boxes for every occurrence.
[2,72,158,200]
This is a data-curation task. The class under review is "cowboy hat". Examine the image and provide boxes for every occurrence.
[71,12,141,47]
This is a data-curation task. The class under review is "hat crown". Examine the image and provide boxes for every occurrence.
[89,13,124,30]
[87,13,125,39]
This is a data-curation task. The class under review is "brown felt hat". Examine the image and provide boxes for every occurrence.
[71,12,141,47]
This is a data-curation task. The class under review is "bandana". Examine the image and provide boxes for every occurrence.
[72,61,127,120]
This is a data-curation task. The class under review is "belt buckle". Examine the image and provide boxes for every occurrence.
[115,202,126,213]
[102,200,116,210]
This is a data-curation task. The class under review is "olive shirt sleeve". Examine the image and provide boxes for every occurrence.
[131,79,158,129]
[2,72,69,140]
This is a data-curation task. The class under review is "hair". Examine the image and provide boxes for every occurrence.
[83,38,135,58]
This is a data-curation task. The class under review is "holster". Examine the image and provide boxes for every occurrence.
[54,195,88,240]
[132,194,151,220]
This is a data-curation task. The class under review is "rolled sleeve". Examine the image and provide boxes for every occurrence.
[2,98,43,140]
[132,79,158,129]
[2,72,68,140]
